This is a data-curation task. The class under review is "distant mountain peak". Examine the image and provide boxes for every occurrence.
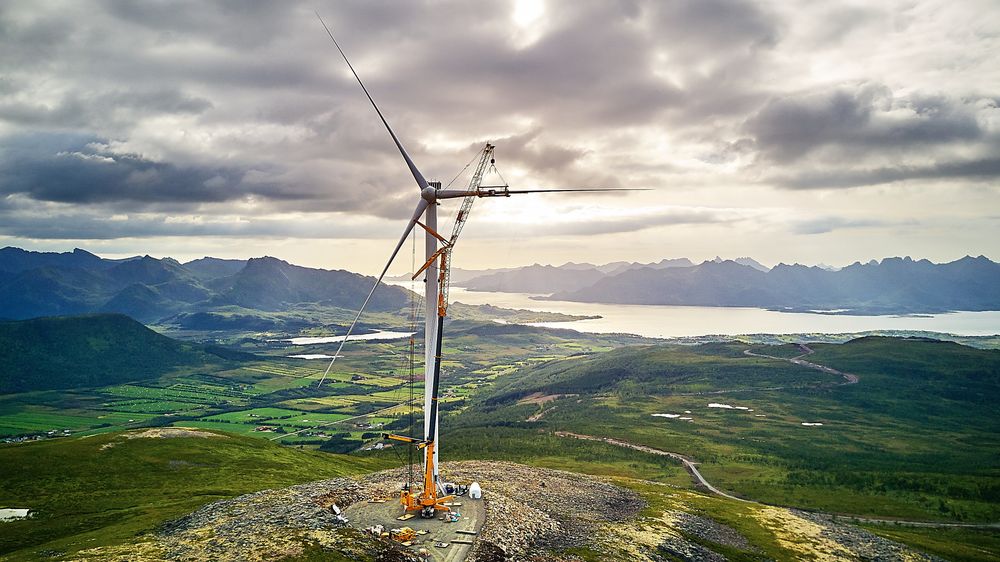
[712,256,769,272]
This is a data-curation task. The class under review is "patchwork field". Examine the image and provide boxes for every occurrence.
[0,322,637,455]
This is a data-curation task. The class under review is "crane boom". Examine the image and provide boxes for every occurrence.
[440,143,496,314]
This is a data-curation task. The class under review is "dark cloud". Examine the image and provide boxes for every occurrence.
[646,0,779,54]
[776,156,1000,190]
[467,130,586,175]
[0,133,301,207]
[0,206,374,240]
[744,83,984,163]
[0,89,212,128]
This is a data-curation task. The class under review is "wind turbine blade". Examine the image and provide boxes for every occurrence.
[317,197,429,386]
[316,12,428,191]
[505,188,651,194]
[435,188,649,199]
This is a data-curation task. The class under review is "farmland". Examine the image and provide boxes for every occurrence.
[3,312,997,559]
[0,320,643,453]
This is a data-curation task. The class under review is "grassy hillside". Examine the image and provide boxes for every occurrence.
[0,428,392,560]
[445,337,1000,523]
[0,314,219,393]
[806,336,1000,405]
[482,341,833,403]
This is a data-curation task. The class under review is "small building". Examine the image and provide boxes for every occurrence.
[469,482,482,499]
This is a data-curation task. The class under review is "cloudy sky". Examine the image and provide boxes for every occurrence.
[1,0,998,272]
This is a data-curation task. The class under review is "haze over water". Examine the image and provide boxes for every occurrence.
[448,288,1000,338]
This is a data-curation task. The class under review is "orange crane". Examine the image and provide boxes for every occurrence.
[383,144,496,518]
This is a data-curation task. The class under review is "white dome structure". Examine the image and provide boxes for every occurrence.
[469,481,482,499]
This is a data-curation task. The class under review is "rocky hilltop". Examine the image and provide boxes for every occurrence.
[74,460,942,561]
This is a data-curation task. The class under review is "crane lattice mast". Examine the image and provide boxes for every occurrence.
[385,143,498,517]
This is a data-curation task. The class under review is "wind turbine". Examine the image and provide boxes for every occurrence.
[315,14,641,518]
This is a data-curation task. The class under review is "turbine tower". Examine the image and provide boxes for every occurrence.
[315,14,640,518]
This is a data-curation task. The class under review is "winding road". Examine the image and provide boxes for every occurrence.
[555,430,999,529]
[554,431,750,502]
[551,346,1000,529]
[743,344,859,385]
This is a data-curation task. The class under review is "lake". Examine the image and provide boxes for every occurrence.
[283,330,415,345]
[447,287,1000,338]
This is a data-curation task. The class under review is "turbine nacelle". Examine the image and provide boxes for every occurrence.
[421,183,441,203]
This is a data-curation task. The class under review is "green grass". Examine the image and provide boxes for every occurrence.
[2,320,995,558]
[178,420,274,436]
[441,426,690,485]
[0,429,392,560]
[451,338,1000,523]
[202,407,308,422]
[97,399,203,414]
[859,524,1000,562]
[0,407,157,437]
[622,479,789,560]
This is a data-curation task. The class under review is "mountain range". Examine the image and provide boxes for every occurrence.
[0,247,408,323]
[454,256,779,294]
[456,258,696,293]
[448,254,999,314]
[546,256,1000,314]
[3,247,998,321]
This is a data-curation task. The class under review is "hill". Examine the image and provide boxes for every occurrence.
[0,247,107,273]
[549,256,1000,314]
[0,428,390,560]
[3,433,964,561]
[462,263,608,293]
[182,256,248,280]
[0,314,213,393]
[0,247,409,323]
[207,256,405,312]
[448,336,1000,524]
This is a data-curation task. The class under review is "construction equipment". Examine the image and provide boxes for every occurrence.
[384,433,455,517]
[442,482,468,496]
[314,13,642,520]
[389,527,416,542]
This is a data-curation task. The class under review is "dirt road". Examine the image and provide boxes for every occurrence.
[554,432,999,530]
[554,431,750,502]
[743,344,859,385]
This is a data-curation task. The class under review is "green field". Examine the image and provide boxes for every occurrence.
[444,337,1000,524]
[3,315,996,559]
[0,429,392,560]
[0,320,634,450]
